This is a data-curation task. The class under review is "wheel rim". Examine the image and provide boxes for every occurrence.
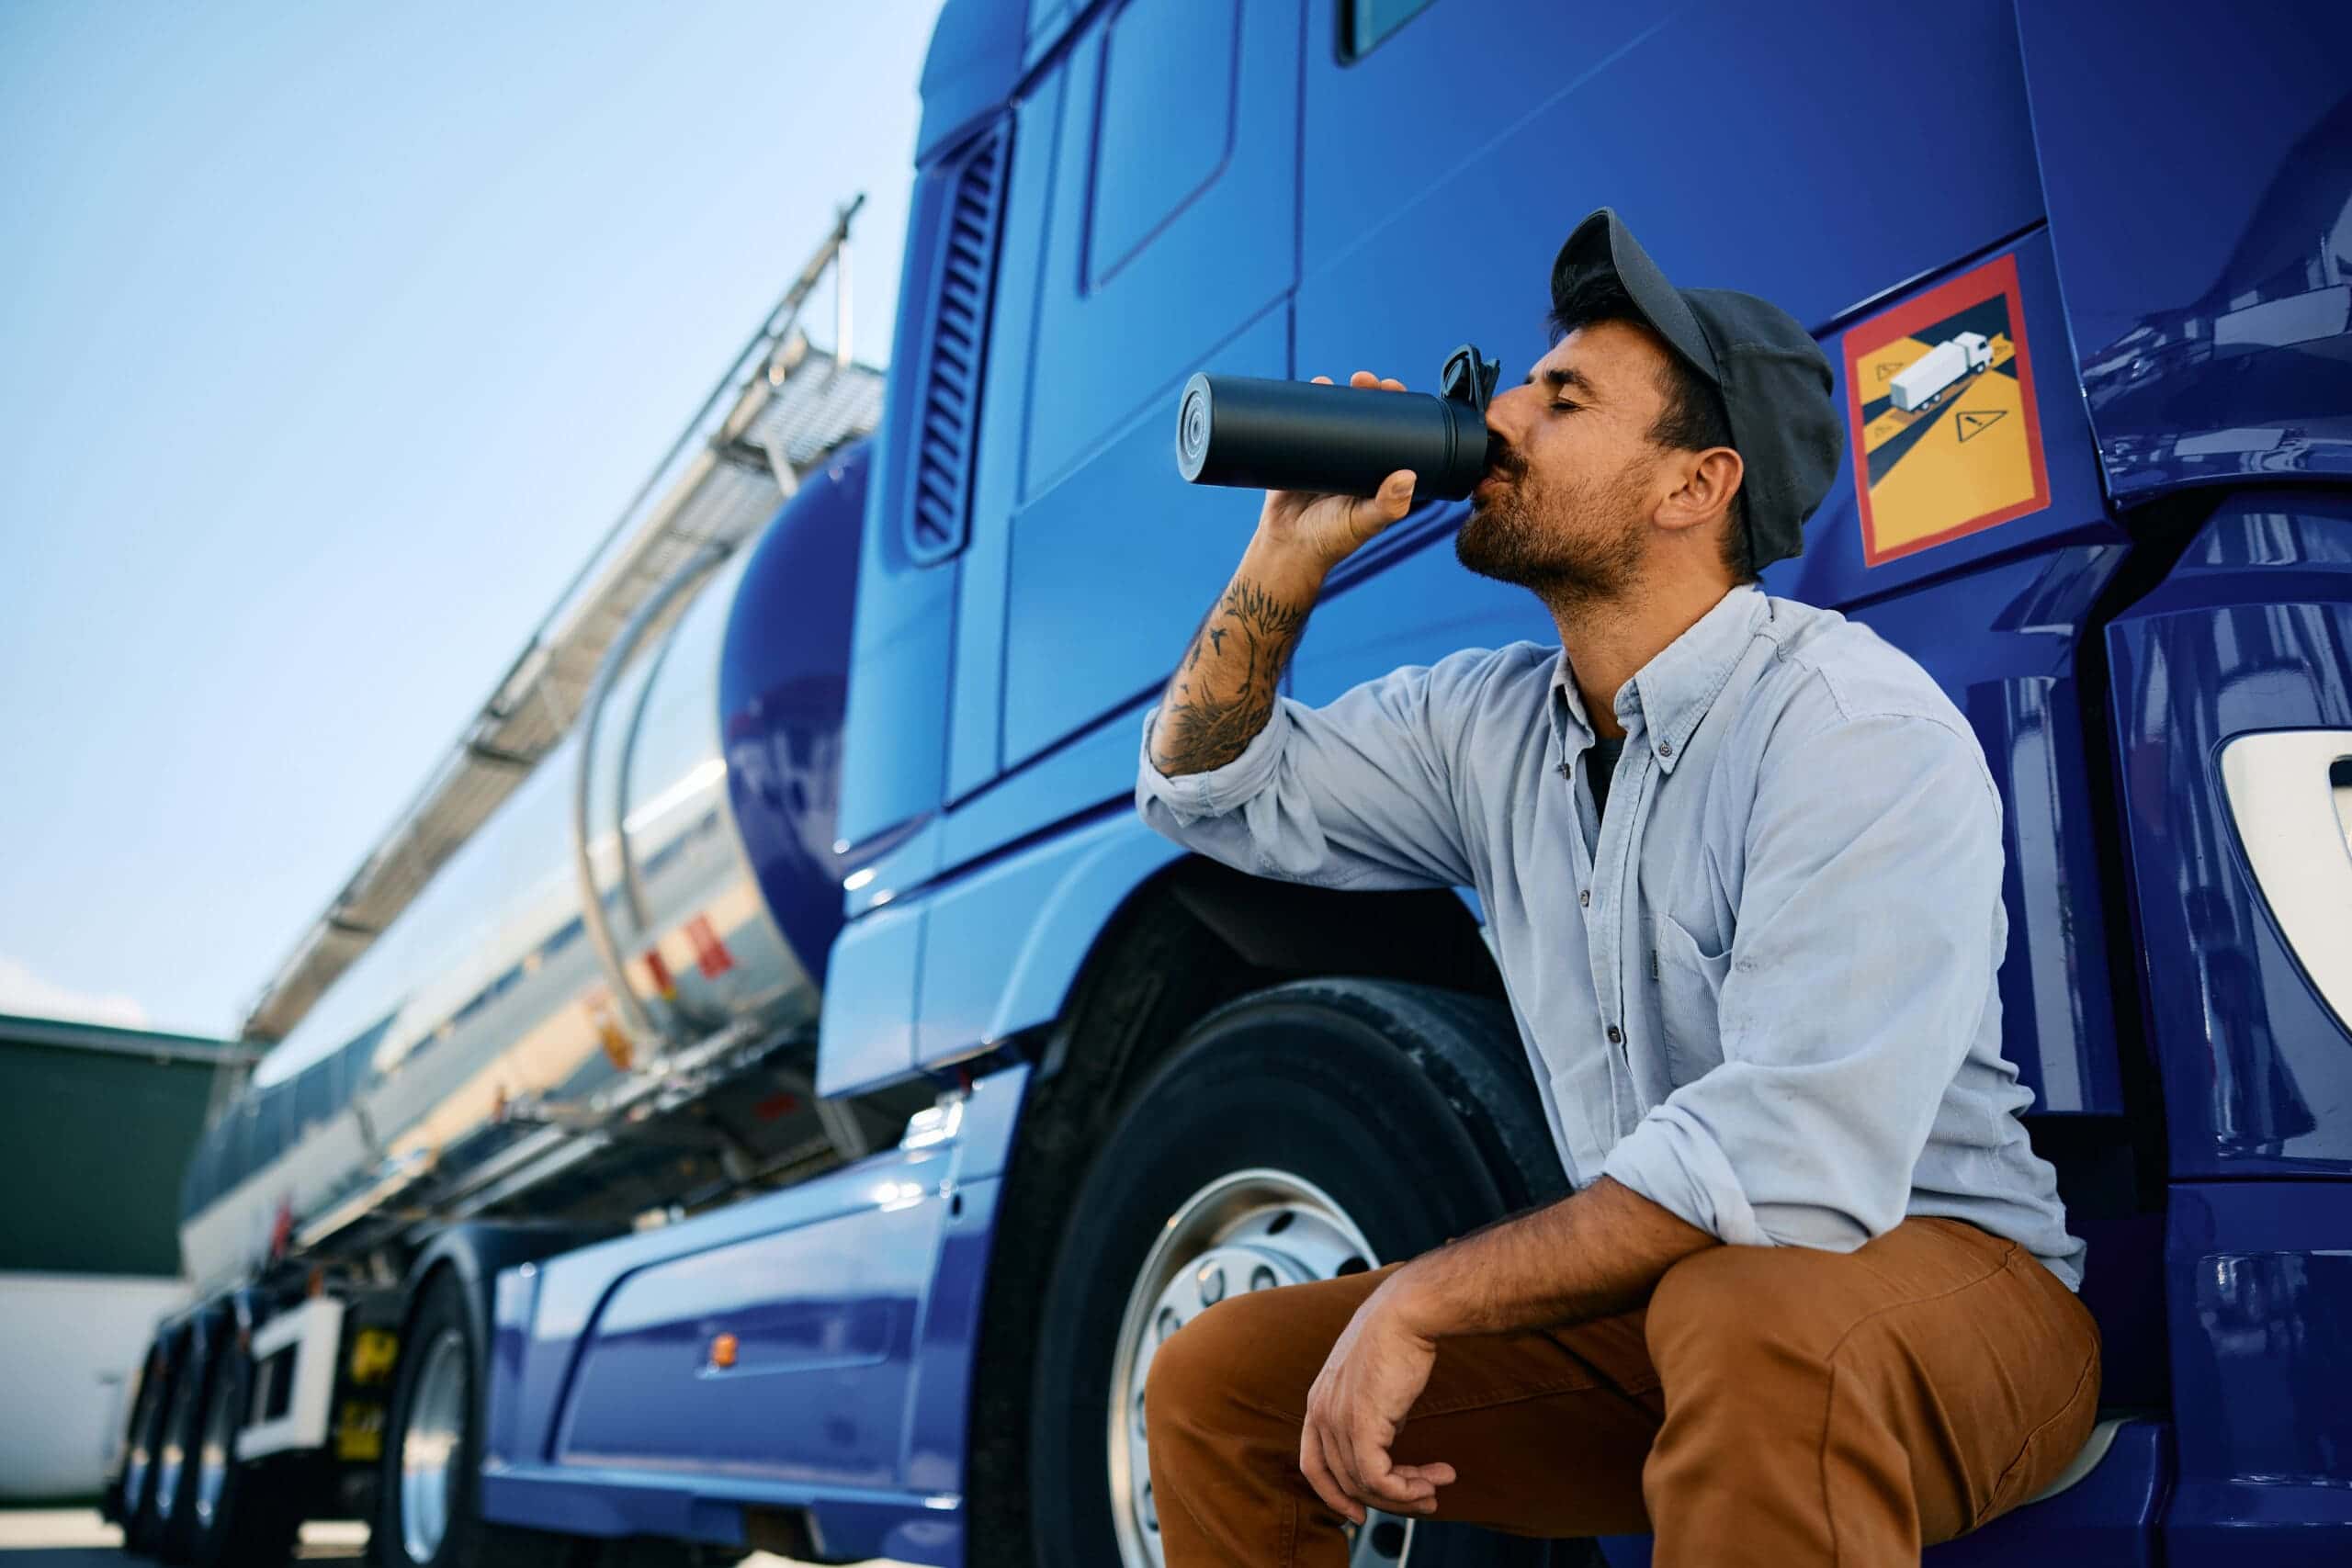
[1107,1168,1417,1568]
[194,1352,238,1529]
[154,1352,201,1522]
[400,1329,469,1563]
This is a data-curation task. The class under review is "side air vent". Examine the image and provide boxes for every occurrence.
[909,122,1010,565]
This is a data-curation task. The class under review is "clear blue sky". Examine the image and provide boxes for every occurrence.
[0,1,946,1037]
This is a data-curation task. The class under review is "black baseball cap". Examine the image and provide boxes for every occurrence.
[1550,208,1842,572]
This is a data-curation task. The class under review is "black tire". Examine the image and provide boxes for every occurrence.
[125,1330,187,1557]
[979,976,1587,1568]
[184,1337,301,1568]
[154,1319,227,1563]
[372,1269,580,1568]
[119,1336,175,1556]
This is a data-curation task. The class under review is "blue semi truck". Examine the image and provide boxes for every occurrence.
[103,2,2352,1566]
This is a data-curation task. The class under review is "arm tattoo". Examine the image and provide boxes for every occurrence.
[1150,575,1314,775]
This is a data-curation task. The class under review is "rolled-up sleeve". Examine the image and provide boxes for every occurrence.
[1134,649,1497,892]
[1602,712,2005,1251]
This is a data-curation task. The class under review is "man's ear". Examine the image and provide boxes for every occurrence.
[1654,446,1744,537]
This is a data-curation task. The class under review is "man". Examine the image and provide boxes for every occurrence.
[1131,209,2097,1566]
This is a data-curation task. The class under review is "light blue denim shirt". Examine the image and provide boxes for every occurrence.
[1136,582,2085,1289]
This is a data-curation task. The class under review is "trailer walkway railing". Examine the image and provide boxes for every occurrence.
[236,199,886,1054]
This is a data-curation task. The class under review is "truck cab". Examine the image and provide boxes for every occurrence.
[117,4,2352,1568]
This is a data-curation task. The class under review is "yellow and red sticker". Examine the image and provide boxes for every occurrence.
[1843,253,2050,565]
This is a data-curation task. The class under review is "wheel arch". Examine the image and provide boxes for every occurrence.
[395,1224,615,1391]
[960,850,1534,1562]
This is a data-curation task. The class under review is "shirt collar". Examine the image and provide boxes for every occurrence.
[1547,584,1770,774]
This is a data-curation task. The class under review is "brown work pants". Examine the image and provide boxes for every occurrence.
[1146,1216,2099,1567]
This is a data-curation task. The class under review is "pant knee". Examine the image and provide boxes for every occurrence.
[1142,1299,1223,1436]
[1645,1247,1838,1453]
[1145,1292,1289,1446]
[1646,1247,1824,1382]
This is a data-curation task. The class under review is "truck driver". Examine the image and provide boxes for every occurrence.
[1133,208,2097,1567]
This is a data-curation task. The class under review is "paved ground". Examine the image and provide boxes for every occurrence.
[0,1512,869,1568]
[0,1512,365,1566]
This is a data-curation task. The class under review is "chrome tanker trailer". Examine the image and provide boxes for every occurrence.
[105,220,933,1568]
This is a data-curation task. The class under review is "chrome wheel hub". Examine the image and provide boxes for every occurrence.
[1108,1168,1417,1568]
[400,1329,469,1563]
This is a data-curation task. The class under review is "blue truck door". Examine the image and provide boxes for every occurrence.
[983,0,1302,782]
[2102,495,2352,1565]
[1283,0,2057,739]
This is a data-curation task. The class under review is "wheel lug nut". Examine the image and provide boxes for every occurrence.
[1197,1263,1226,1305]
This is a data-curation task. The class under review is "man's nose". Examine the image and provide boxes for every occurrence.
[1484,386,1529,463]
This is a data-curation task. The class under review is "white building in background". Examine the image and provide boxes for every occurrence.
[0,1012,251,1499]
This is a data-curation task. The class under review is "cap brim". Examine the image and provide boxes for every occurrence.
[1553,209,1721,384]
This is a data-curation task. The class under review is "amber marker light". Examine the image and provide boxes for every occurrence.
[710,1332,739,1370]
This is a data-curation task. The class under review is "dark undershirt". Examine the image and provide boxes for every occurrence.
[1588,735,1626,823]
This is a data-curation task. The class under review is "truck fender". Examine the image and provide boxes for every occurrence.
[820,809,1189,1096]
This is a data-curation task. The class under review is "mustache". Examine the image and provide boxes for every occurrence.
[1485,442,1526,482]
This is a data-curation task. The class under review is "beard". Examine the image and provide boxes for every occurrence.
[1454,450,1650,608]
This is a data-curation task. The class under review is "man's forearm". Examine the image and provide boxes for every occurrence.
[1385,1176,1718,1338]
[1147,529,1331,778]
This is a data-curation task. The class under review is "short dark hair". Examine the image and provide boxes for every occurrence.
[1547,273,1756,584]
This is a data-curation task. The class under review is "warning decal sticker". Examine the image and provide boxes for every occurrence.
[1842,252,2050,566]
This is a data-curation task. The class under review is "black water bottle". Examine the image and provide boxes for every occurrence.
[1174,344,1503,502]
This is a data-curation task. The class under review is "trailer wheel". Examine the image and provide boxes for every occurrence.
[153,1320,223,1563]
[184,1337,300,1568]
[373,1270,580,1568]
[986,977,1589,1568]
[120,1336,176,1557]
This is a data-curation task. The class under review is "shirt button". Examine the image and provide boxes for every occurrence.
[1658,740,1674,757]
[1606,1025,1623,1044]
[1578,888,1589,907]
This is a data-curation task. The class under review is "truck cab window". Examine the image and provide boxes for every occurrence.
[1341,0,1437,62]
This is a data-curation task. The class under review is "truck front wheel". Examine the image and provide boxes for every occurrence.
[993,977,1586,1568]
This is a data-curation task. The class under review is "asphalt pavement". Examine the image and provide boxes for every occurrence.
[0,1512,362,1568]
[0,1511,880,1568]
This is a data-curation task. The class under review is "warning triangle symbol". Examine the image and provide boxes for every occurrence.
[1956,409,2007,444]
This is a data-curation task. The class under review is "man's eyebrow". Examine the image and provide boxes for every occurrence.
[1522,365,1596,396]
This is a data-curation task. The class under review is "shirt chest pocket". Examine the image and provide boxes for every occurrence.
[1651,912,1730,1083]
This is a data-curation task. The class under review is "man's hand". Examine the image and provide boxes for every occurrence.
[1148,367,1413,781]
[1296,1178,1720,1525]
[1256,369,1418,574]
[1299,1274,1455,1523]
